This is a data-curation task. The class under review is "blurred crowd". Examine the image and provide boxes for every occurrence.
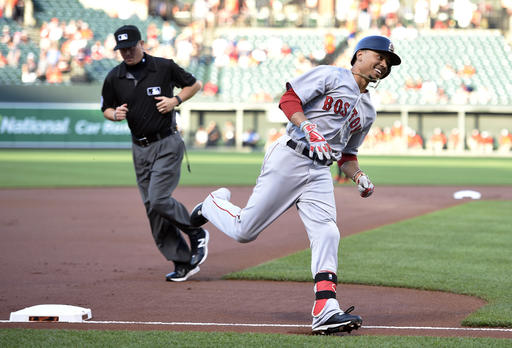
[1,0,511,155]
[344,0,512,35]
[370,60,493,106]
[0,0,26,24]
[190,118,512,154]
[192,120,288,150]
[149,0,512,33]
[1,0,512,86]
[0,16,194,84]
[360,120,512,154]
[211,35,291,69]
[34,18,97,83]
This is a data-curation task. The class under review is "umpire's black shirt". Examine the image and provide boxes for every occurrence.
[101,53,196,139]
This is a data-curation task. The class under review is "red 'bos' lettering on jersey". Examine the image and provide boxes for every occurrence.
[322,96,333,111]
[322,95,349,117]
[322,95,362,133]
[333,99,350,117]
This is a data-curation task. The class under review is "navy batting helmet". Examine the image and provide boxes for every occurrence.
[350,35,401,78]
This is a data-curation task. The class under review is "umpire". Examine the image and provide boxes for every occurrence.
[101,24,207,282]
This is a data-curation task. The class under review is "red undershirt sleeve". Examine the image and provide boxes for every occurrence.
[279,87,304,120]
[337,154,358,167]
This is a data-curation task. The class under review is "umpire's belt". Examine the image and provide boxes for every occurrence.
[286,139,333,166]
[132,127,176,147]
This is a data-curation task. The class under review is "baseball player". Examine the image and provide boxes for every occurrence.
[101,25,208,282]
[190,35,401,334]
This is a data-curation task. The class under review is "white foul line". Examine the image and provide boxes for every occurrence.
[363,325,512,332]
[1,320,511,332]
[87,321,308,328]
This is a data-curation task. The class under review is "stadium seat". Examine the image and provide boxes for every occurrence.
[385,30,512,105]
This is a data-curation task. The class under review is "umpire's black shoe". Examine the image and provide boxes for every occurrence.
[312,307,362,335]
[190,203,208,227]
[166,263,200,282]
[189,229,209,267]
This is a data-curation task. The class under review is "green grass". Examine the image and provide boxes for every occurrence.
[0,329,510,348]
[0,149,511,187]
[1,149,512,345]
[361,156,512,185]
[0,149,263,187]
[227,201,512,328]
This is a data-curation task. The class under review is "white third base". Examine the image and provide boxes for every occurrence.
[9,304,92,322]
[453,190,482,200]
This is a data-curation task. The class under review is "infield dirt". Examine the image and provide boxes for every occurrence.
[1,186,511,338]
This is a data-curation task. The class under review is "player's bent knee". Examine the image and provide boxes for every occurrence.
[326,225,340,243]
[235,228,260,243]
[234,233,257,243]
[314,221,339,244]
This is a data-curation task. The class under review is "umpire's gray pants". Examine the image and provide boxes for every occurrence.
[132,132,196,263]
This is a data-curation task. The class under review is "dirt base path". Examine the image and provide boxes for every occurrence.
[1,186,511,338]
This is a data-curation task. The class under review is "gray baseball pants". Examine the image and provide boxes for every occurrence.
[132,132,195,263]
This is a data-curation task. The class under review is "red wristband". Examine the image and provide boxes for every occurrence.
[337,154,358,167]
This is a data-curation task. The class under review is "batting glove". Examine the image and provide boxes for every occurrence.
[353,170,375,198]
[300,120,332,161]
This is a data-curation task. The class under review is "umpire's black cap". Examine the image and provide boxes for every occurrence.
[114,25,142,50]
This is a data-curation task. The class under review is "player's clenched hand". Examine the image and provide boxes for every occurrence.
[300,121,332,161]
[353,171,375,198]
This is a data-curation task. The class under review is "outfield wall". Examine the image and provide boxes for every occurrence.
[0,102,131,148]
[181,103,512,155]
[0,100,511,155]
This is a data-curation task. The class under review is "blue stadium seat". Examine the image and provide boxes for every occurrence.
[386,31,512,105]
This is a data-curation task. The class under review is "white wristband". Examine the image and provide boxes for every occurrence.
[113,110,117,121]
[300,120,312,132]
[352,169,363,182]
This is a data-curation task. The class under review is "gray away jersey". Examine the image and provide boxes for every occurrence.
[286,65,376,160]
